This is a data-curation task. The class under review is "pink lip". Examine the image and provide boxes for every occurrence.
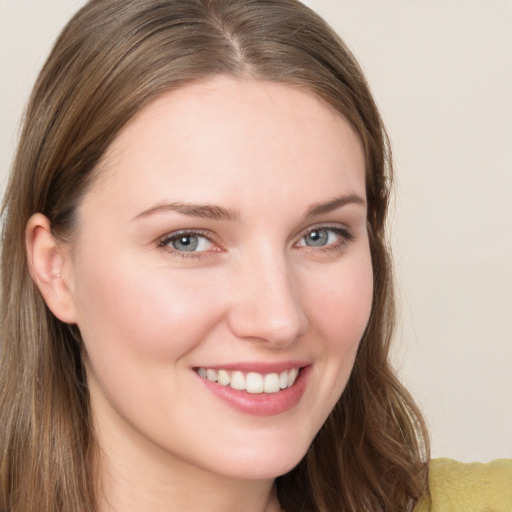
[196,361,310,374]
[195,364,311,416]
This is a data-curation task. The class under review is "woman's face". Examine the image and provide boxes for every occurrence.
[66,77,373,481]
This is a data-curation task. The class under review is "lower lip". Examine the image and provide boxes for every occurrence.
[197,366,311,416]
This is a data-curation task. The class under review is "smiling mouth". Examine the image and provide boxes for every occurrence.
[196,367,300,394]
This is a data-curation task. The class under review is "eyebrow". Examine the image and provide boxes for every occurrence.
[133,193,365,223]
[304,193,366,218]
[133,201,240,222]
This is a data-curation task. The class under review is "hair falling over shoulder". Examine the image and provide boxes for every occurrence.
[0,1,429,510]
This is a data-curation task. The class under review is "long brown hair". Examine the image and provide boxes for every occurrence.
[0,1,429,510]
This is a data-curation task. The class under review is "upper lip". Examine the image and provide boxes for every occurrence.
[194,361,310,374]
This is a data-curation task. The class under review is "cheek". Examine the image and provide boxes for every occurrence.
[73,257,233,435]
[73,255,227,368]
[297,252,373,435]
[307,255,374,353]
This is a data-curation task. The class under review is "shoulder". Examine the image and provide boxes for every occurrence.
[414,458,512,512]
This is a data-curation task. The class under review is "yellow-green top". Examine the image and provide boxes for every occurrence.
[415,458,512,512]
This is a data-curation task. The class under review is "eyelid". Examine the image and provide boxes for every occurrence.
[296,223,353,242]
[294,224,355,253]
[156,223,354,259]
[157,229,221,258]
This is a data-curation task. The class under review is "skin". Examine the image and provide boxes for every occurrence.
[27,77,373,512]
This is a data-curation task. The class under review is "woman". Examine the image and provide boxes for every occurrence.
[1,1,508,511]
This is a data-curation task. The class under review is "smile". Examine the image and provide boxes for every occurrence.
[196,367,300,394]
[195,364,311,416]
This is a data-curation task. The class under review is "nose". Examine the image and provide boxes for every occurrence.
[226,249,309,347]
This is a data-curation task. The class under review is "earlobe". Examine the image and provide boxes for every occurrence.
[25,213,77,324]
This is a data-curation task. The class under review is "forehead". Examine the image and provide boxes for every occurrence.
[86,77,366,219]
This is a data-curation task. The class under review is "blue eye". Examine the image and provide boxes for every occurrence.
[161,232,214,253]
[299,228,346,248]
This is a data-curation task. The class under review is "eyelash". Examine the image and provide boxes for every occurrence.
[158,229,215,259]
[295,226,354,255]
[157,226,354,259]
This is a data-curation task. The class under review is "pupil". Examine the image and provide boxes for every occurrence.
[173,235,199,251]
[307,229,327,246]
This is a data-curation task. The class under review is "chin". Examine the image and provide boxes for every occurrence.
[211,438,311,481]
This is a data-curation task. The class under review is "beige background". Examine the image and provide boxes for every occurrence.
[1,1,511,462]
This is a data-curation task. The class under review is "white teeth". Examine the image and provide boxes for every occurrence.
[197,367,301,393]
[206,369,218,382]
[288,368,298,387]
[263,373,280,394]
[246,372,264,393]
[279,371,288,389]
[230,371,246,391]
[217,369,230,386]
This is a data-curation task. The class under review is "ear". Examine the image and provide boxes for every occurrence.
[25,213,78,324]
